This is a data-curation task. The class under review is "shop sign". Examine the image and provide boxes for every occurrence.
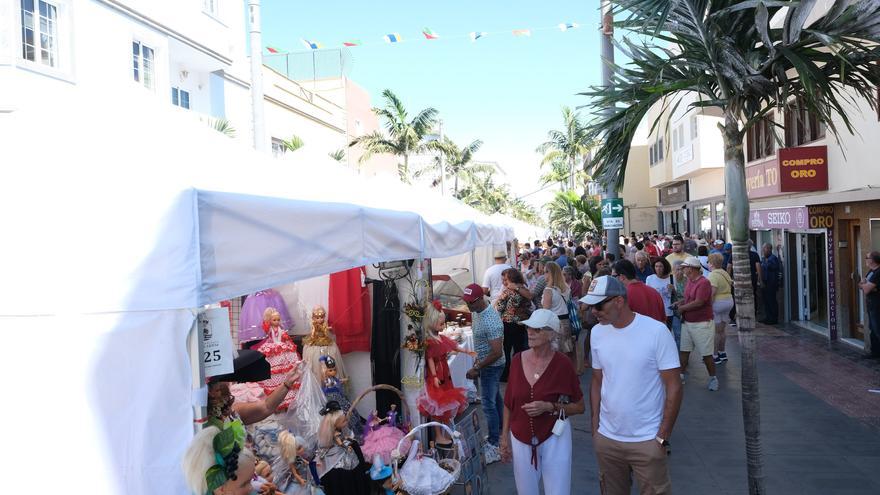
[807,205,834,230]
[749,207,809,229]
[745,161,781,199]
[827,226,837,340]
[779,146,829,192]
[659,181,688,205]
[199,307,235,378]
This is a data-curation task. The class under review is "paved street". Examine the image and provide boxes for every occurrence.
[486,323,880,494]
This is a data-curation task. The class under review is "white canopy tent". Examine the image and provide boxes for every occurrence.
[0,88,512,494]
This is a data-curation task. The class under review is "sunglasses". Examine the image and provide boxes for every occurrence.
[591,297,617,311]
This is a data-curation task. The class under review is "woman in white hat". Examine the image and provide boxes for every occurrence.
[499,309,585,495]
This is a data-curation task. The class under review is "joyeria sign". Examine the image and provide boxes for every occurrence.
[778,146,828,192]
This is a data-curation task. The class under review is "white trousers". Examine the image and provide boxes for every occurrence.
[510,420,573,495]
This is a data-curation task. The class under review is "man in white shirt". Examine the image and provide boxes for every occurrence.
[581,276,683,495]
[482,250,512,304]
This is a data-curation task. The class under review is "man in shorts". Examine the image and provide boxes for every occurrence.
[672,257,719,391]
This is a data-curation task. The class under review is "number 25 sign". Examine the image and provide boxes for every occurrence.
[199,308,234,377]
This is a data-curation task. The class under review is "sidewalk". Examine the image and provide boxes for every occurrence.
[485,323,880,494]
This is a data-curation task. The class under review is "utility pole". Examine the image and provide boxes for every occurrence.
[247,0,267,152]
[600,0,619,258]
[438,120,446,196]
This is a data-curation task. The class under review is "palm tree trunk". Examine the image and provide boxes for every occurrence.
[722,115,765,495]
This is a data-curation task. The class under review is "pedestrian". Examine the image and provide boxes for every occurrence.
[611,259,667,324]
[707,253,734,364]
[668,260,685,348]
[634,251,655,282]
[672,257,719,391]
[582,276,682,495]
[858,251,880,358]
[759,243,781,325]
[499,309,586,495]
[463,284,506,464]
[665,236,689,279]
[542,262,577,366]
[495,268,533,382]
[646,257,674,328]
[564,265,583,300]
[483,250,512,305]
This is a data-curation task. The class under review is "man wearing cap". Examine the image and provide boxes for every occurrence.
[483,250,512,305]
[463,284,505,464]
[710,239,725,255]
[582,276,682,494]
[672,257,719,391]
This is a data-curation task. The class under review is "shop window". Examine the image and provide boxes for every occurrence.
[695,204,712,239]
[746,112,775,162]
[714,201,726,241]
[271,138,286,157]
[132,40,155,90]
[784,98,825,146]
[20,0,58,67]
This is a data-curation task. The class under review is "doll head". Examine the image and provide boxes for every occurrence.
[279,430,306,464]
[320,355,338,379]
[317,401,345,448]
[263,307,282,329]
[423,302,446,334]
[182,424,255,495]
[311,306,327,327]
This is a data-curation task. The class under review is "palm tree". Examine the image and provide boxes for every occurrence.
[328,148,345,162]
[581,2,880,492]
[282,135,304,152]
[537,106,594,193]
[545,190,602,239]
[349,89,440,183]
[207,117,235,138]
[417,137,494,194]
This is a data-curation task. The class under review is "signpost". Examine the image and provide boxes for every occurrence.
[601,198,624,229]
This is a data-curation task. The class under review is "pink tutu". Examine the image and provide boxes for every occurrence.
[363,425,411,464]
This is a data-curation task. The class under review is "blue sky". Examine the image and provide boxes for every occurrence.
[261,0,604,208]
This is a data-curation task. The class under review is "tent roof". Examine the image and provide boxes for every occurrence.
[0,88,511,314]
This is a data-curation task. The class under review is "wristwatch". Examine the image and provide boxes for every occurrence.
[655,436,670,447]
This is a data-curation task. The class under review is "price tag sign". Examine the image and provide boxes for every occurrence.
[199,307,234,378]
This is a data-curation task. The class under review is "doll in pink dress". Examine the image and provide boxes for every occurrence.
[252,307,302,412]
[362,404,410,465]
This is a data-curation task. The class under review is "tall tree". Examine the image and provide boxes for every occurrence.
[545,190,602,239]
[537,106,594,193]
[425,137,487,195]
[349,89,440,183]
[581,2,880,492]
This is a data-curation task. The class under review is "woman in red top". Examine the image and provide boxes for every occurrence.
[417,301,476,444]
[500,309,585,495]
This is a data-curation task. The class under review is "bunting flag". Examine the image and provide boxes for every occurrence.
[512,29,532,37]
[422,27,440,40]
[301,39,323,50]
[384,33,402,43]
[266,46,282,54]
[558,22,579,31]
[469,31,487,41]
[343,40,362,47]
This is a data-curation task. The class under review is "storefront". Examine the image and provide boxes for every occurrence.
[658,181,689,234]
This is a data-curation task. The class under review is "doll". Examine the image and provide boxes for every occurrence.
[252,307,303,411]
[319,355,363,438]
[302,306,347,388]
[314,401,372,495]
[278,430,315,494]
[240,289,294,345]
[416,301,475,444]
[362,403,410,465]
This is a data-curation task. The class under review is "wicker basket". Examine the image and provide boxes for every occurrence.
[391,421,463,495]
[345,383,410,427]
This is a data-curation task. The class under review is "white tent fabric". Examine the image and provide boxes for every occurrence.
[0,88,512,494]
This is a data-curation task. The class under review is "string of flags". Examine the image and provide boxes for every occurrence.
[265,22,581,54]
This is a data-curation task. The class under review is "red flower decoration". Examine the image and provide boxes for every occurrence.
[432,299,443,311]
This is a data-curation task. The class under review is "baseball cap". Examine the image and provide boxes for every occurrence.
[682,256,702,268]
[713,239,724,245]
[580,275,627,305]
[461,283,484,303]
[493,250,508,259]
[697,239,709,247]
[518,309,560,332]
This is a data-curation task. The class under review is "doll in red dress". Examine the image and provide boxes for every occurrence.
[416,301,476,444]
[252,307,302,411]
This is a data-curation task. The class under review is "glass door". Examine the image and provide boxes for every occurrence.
[789,231,829,334]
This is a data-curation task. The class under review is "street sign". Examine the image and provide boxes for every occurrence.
[601,198,624,229]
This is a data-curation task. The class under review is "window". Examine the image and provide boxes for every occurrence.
[690,115,698,139]
[132,41,155,90]
[746,112,775,162]
[171,87,190,109]
[784,99,826,147]
[20,0,58,67]
[649,137,664,166]
[203,0,219,16]
[673,124,686,151]
[271,138,286,157]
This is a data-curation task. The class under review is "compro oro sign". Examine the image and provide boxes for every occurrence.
[601,198,624,229]
[778,146,828,193]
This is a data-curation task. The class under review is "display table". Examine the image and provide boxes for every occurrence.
[442,327,477,398]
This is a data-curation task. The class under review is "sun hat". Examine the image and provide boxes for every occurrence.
[518,308,560,332]
[682,256,702,269]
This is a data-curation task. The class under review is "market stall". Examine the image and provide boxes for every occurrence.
[0,89,513,494]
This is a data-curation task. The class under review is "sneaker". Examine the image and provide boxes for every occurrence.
[713,354,723,365]
[483,443,501,464]
[708,376,719,391]
[719,352,728,362]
